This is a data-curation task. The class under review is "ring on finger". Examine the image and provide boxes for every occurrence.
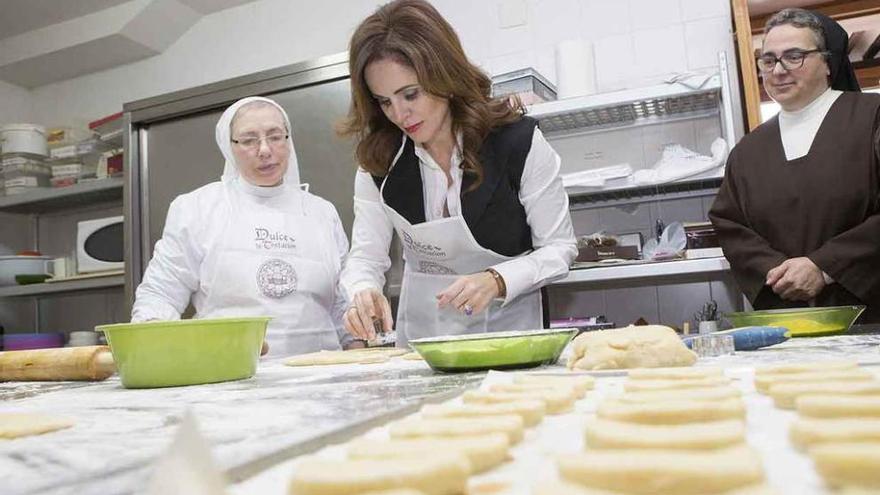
[463,304,474,316]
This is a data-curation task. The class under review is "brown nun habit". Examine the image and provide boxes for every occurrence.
[709,92,880,322]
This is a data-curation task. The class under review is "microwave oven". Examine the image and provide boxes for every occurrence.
[76,216,124,273]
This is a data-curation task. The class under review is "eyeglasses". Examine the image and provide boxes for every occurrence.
[756,49,824,72]
[231,133,289,150]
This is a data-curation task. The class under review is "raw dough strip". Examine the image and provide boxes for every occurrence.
[489,383,581,401]
[347,433,510,474]
[463,389,574,414]
[0,413,74,439]
[754,361,858,376]
[597,398,746,425]
[790,418,880,450]
[769,381,880,409]
[616,386,740,404]
[285,350,399,366]
[809,442,880,489]
[557,446,765,495]
[389,415,524,444]
[289,453,469,495]
[421,400,546,427]
[754,370,875,394]
[622,376,731,392]
[796,395,880,418]
[627,367,723,380]
[512,374,595,396]
[584,418,745,450]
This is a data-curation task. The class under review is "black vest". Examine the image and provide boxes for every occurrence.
[373,117,538,257]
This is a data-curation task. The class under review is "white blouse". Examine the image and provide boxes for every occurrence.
[340,127,578,304]
[779,88,842,161]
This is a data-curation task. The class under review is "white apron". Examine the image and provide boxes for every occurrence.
[198,189,341,357]
[380,180,543,347]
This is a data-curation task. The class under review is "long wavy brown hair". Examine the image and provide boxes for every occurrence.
[337,0,523,189]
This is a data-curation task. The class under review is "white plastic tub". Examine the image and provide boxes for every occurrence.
[0,255,54,286]
[0,124,48,157]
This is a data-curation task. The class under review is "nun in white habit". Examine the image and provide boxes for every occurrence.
[132,96,353,357]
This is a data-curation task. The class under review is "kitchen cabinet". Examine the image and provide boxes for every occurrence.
[0,170,126,337]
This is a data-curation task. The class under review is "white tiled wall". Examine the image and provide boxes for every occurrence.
[19,0,737,129]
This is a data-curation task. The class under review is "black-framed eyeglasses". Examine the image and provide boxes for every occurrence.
[231,133,289,150]
[756,49,825,73]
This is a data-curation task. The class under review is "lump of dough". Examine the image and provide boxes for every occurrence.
[796,395,880,418]
[289,453,469,495]
[421,400,546,427]
[755,361,858,376]
[809,442,880,489]
[584,418,745,450]
[754,370,874,394]
[769,381,880,409]
[597,397,745,424]
[628,367,723,380]
[791,418,880,450]
[556,445,764,494]
[567,325,696,371]
[623,376,731,392]
[513,374,595,396]
[463,389,574,414]
[617,386,740,404]
[0,413,74,439]
[389,415,524,444]
[347,433,509,474]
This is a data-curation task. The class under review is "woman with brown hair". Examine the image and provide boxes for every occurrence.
[338,0,577,346]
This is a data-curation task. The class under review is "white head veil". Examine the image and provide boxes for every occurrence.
[215,96,301,186]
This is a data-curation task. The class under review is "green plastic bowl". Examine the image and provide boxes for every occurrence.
[409,328,577,373]
[724,305,865,337]
[96,317,270,388]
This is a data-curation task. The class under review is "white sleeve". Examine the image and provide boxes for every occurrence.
[491,127,577,304]
[339,169,394,301]
[326,205,355,348]
[131,196,203,322]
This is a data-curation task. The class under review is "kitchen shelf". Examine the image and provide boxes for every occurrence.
[527,75,722,135]
[0,177,123,214]
[568,177,723,209]
[555,256,731,287]
[0,275,124,297]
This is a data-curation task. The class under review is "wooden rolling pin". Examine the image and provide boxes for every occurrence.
[0,345,116,381]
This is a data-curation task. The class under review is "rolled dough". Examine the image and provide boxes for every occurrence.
[389,415,524,444]
[463,389,574,414]
[0,413,74,439]
[755,370,874,394]
[347,433,509,474]
[791,418,880,450]
[623,376,731,392]
[617,386,740,404]
[810,442,880,489]
[584,418,745,450]
[597,397,746,424]
[796,395,880,418]
[768,381,880,409]
[421,400,546,427]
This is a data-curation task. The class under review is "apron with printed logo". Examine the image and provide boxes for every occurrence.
[379,180,542,347]
[199,189,341,357]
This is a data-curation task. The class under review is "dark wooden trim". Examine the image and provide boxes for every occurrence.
[750,0,880,34]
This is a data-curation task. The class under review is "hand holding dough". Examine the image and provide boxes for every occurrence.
[567,325,696,371]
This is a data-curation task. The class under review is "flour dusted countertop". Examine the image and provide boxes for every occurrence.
[1,358,482,495]
[3,332,879,495]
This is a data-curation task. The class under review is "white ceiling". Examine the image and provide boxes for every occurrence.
[0,0,258,88]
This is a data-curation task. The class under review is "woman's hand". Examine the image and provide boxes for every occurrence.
[766,257,826,301]
[436,272,500,316]
[344,288,394,340]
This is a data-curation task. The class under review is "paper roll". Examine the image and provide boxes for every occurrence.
[555,39,597,98]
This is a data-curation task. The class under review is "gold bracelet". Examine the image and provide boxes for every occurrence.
[486,268,507,298]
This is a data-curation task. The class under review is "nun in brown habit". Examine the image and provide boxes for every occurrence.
[709,8,880,323]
